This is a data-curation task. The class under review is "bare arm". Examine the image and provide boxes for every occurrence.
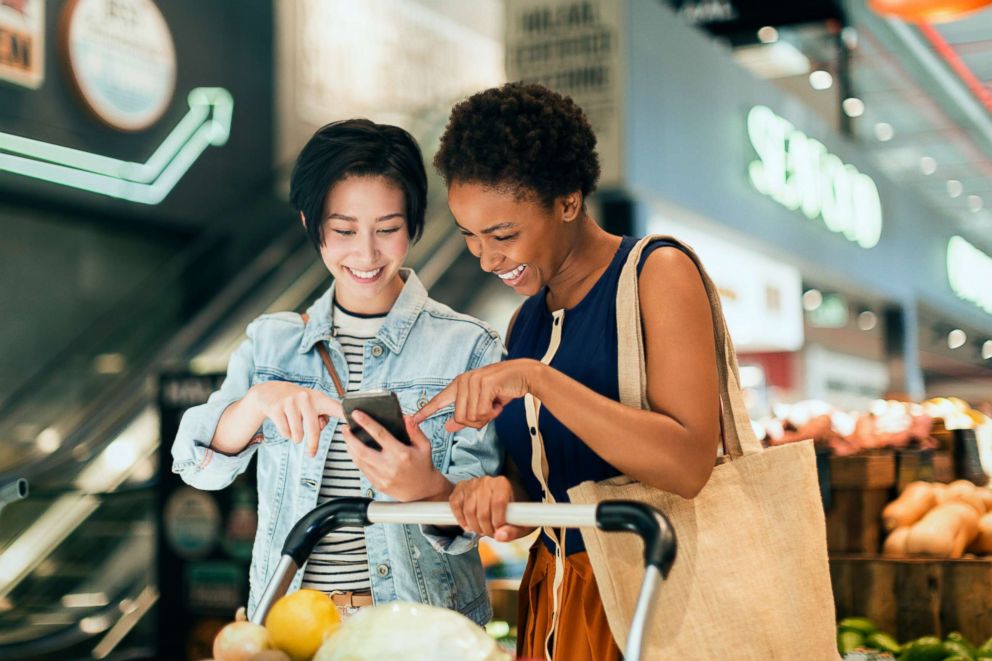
[528,248,720,497]
[418,248,721,499]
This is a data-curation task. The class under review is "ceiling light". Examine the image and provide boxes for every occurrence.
[36,427,61,454]
[841,26,859,50]
[947,180,963,198]
[809,70,833,90]
[757,26,779,43]
[857,310,878,331]
[967,195,983,212]
[874,122,894,141]
[919,157,937,175]
[802,289,823,311]
[842,97,865,117]
[948,329,967,349]
[983,340,992,360]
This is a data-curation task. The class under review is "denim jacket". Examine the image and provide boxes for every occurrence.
[171,269,503,624]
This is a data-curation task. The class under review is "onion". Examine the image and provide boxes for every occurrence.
[213,622,272,661]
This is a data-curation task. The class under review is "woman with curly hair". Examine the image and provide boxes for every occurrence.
[414,83,721,660]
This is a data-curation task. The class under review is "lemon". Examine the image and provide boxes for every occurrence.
[264,589,340,661]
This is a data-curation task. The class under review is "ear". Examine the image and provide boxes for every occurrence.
[559,191,583,223]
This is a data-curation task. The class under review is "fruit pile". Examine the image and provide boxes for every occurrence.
[206,591,511,661]
[754,399,936,456]
[753,396,992,458]
[208,589,340,661]
[838,617,992,660]
[882,481,992,557]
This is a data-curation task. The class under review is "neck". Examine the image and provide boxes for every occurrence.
[544,216,620,310]
[334,273,405,316]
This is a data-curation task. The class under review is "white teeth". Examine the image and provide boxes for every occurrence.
[497,264,526,280]
[348,267,382,279]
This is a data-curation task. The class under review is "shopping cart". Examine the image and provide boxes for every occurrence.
[250,497,677,661]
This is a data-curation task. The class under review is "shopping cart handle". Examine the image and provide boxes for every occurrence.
[280,496,372,564]
[0,478,28,507]
[595,501,677,578]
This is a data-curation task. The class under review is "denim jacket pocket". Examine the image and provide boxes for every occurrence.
[390,383,453,470]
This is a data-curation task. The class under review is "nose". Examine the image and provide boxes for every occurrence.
[478,243,503,273]
[356,229,379,264]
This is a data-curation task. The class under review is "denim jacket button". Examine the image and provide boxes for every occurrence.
[417,396,429,409]
[376,563,390,577]
[371,345,384,357]
[364,488,374,499]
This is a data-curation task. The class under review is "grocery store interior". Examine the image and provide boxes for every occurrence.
[2,0,992,659]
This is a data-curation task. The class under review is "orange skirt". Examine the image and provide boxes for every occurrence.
[517,541,622,661]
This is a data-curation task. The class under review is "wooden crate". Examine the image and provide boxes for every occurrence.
[895,449,934,492]
[830,452,897,489]
[825,453,897,553]
[831,554,992,645]
[827,489,891,553]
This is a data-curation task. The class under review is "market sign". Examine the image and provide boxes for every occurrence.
[947,235,992,315]
[60,0,176,131]
[747,105,883,250]
[0,0,44,89]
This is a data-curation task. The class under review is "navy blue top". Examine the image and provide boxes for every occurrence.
[495,236,683,555]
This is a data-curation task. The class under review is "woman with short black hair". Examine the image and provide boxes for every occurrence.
[173,119,503,623]
[417,83,722,660]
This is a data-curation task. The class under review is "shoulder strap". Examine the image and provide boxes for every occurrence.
[301,313,346,397]
[616,234,762,459]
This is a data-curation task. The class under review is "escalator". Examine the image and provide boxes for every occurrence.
[0,151,516,658]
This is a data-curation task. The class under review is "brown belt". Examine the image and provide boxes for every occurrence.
[329,591,374,609]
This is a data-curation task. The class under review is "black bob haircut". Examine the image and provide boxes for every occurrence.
[433,82,600,207]
[289,119,428,249]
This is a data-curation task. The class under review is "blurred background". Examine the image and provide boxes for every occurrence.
[1,0,991,658]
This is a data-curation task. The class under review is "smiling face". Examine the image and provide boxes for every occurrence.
[317,175,409,314]
[447,181,581,297]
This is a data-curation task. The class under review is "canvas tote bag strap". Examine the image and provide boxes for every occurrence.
[523,308,568,661]
[615,235,762,458]
[300,313,346,397]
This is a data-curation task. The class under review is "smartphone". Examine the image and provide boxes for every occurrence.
[341,390,411,451]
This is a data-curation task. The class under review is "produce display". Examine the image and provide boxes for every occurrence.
[755,397,992,463]
[204,591,509,661]
[755,400,936,456]
[837,617,992,660]
[881,480,992,558]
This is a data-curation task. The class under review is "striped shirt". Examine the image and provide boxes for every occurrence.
[300,302,385,593]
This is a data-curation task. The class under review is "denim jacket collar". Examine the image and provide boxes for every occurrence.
[298,268,427,355]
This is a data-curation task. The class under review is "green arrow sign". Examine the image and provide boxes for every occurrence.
[0,87,233,205]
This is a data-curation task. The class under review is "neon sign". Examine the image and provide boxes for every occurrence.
[747,105,883,249]
[947,235,992,315]
[0,87,233,205]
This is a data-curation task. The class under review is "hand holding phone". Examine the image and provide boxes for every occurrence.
[342,390,411,451]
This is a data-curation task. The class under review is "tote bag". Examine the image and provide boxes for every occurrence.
[567,235,838,660]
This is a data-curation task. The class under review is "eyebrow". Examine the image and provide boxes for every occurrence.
[455,221,518,235]
[326,212,405,222]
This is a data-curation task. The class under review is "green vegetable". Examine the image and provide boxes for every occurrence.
[839,617,878,636]
[866,631,902,655]
[943,639,975,660]
[839,629,865,656]
[947,632,978,658]
[899,637,951,661]
[980,637,992,655]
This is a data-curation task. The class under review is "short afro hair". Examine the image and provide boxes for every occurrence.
[290,119,427,250]
[433,82,600,206]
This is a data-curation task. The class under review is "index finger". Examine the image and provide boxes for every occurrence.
[411,382,456,424]
[313,392,345,419]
